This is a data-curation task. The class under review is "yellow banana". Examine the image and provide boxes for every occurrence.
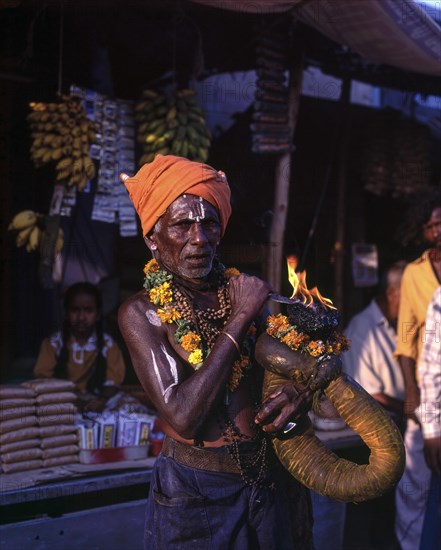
[26,226,41,252]
[84,157,96,180]
[55,228,64,255]
[15,226,34,247]
[43,134,56,146]
[51,148,63,161]
[42,150,53,163]
[142,89,159,99]
[56,158,73,171]
[181,140,189,158]
[8,210,37,231]
[197,147,209,162]
[77,176,88,191]
[176,89,195,99]
[166,106,177,122]
[32,147,48,160]
[56,168,71,181]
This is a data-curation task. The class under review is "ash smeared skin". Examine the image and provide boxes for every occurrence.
[184,195,205,223]
[151,345,179,403]
[146,309,161,327]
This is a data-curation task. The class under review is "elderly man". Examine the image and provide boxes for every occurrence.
[343,260,407,431]
[341,260,406,550]
[118,155,339,550]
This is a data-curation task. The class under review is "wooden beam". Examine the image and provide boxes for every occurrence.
[265,38,304,310]
[333,76,351,315]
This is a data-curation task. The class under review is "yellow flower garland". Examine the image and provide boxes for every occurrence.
[143,259,252,391]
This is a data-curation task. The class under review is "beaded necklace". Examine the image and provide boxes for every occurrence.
[143,259,252,392]
[144,259,271,486]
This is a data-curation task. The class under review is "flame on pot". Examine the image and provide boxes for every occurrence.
[287,256,336,310]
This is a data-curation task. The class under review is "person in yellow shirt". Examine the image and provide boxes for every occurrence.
[395,189,441,550]
[34,282,126,410]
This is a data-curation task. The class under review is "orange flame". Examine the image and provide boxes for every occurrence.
[286,256,336,310]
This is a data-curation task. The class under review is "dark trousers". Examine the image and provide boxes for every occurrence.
[144,453,297,550]
[419,474,441,550]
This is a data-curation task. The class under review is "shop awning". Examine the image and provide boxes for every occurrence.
[191,0,441,76]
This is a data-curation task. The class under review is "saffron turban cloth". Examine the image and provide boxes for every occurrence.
[121,154,232,237]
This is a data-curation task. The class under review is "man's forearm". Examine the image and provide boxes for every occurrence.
[398,355,420,415]
[371,392,404,417]
[398,355,418,390]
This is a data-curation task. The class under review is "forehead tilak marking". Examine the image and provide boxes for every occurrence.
[187,196,206,223]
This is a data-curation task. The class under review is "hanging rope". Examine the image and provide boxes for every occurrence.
[57,0,64,95]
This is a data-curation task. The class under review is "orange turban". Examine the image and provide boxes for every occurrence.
[121,155,232,236]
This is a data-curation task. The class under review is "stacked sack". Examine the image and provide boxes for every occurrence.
[22,379,80,468]
[0,385,42,473]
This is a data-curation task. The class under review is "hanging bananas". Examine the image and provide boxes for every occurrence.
[27,94,97,191]
[8,210,64,255]
[135,88,211,166]
[8,210,38,231]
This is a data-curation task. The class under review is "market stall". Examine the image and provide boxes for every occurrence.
[0,0,440,546]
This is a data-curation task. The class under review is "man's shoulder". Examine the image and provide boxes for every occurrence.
[118,290,151,325]
[405,250,431,273]
[345,302,377,333]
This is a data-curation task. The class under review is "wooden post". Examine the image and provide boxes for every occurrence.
[333,76,351,315]
[265,41,304,310]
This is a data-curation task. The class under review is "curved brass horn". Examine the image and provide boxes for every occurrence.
[255,333,405,503]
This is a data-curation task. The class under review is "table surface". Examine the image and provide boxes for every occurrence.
[0,427,362,506]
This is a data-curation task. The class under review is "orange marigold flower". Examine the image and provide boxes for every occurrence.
[181,332,201,352]
[224,267,241,279]
[281,330,303,350]
[307,340,326,357]
[266,314,290,336]
[143,259,160,275]
[157,307,181,324]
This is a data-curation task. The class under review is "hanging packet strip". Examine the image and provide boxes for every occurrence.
[62,85,138,236]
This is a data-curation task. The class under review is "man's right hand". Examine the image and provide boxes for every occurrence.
[423,436,441,475]
[227,274,271,321]
[404,384,421,423]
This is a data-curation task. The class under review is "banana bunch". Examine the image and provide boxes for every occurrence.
[135,88,211,165]
[27,94,97,191]
[8,210,64,254]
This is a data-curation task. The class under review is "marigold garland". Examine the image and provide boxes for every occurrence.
[266,313,350,358]
[143,259,253,391]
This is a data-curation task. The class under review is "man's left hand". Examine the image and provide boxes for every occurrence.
[255,383,313,434]
[309,354,342,391]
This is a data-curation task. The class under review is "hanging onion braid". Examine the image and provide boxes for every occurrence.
[54,282,107,394]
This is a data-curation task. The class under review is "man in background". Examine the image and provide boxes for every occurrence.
[395,190,441,550]
[417,285,441,550]
[343,260,407,432]
[341,260,407,550]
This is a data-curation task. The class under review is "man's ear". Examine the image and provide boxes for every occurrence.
[144,234,158,252]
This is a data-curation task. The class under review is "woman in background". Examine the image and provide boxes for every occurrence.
[34,282,126,410]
